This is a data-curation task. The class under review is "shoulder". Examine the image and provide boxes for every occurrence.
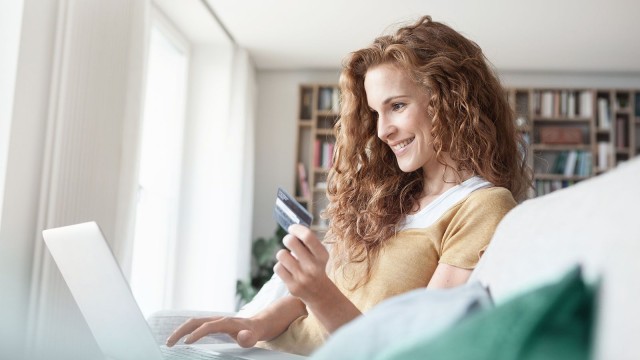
[464,186,517,211]
[447,186,517,222]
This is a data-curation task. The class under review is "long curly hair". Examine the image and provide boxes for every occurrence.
[323,16,531,285]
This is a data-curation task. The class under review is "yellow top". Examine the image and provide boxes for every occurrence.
[259,186,516,356]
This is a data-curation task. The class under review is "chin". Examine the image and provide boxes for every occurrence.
[397,161,421,173]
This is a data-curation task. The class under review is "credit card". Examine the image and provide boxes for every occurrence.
[274,187,313,232]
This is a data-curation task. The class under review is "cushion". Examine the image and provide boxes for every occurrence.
[310,281,492,360]
[374,265,596,360]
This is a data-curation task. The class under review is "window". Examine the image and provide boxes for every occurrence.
[130,18,189,318]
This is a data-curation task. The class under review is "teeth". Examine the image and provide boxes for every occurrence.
[393,138,414,151]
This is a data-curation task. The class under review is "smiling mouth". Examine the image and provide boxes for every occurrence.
[392,137,415,151]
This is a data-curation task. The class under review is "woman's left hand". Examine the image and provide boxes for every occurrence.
[274,224,331,303]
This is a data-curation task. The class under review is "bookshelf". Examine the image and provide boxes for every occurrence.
[295,85,640,216]
[506,87,640,197]
[295,84,340,233]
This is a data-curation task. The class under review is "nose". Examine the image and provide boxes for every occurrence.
[377,113,395,141]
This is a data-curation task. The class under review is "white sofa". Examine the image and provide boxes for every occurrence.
[150,157,640,359]
[471,156,640,360]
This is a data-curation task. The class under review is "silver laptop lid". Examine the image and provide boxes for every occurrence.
[43,221,163,360]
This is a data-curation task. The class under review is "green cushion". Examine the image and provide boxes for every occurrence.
[374,266,596,360]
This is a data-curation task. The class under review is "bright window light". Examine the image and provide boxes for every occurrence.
[130,22,188,318]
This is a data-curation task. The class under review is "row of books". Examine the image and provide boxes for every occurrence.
[549,150,592,177]
[535,179,576,197]
[533,90,592,118]
[318,87,340,112]
[314,139,335,169]
[299,87,341,119]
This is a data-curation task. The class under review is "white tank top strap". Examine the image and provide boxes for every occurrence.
[399,176,493,231]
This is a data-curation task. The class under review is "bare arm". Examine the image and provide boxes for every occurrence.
[426,263,472,289]
[166,294,307,348]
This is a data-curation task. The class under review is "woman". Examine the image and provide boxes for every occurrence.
[166,15,531,356]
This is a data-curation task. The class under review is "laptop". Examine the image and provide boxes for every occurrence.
[42,221,306,360]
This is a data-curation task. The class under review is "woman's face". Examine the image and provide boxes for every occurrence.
[364,63,436,173]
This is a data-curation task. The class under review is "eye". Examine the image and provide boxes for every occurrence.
[392,102,406,111]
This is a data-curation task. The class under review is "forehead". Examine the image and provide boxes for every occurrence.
[364,64,420,105]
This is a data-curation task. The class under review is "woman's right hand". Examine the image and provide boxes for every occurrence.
[165,315,265,348]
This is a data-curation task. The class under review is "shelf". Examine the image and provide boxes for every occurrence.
[534,174,590,181]
[317,110,340,116]
[316,128,334,136]
[296,84,339,216]
[532,117,592,123]
[531,144,592,151]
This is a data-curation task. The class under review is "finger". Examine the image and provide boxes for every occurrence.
[184,318,239,345]
[282,234,313,264]
[236,329,258,348]
[274,261,293,284]
[275,249,301,275]
[166,317,211,347]
[288,224,328,260]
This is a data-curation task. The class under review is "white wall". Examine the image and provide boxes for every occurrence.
[252,70,340,241]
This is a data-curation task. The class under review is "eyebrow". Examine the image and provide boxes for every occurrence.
[382,95,409,105]
[369,95,410,111]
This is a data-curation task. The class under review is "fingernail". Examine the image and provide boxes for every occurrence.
[184,336,192,344]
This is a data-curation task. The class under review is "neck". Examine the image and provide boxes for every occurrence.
[422,153,473,197]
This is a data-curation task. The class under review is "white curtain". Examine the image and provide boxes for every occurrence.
[170,46,256,313]
[9,0,149,359]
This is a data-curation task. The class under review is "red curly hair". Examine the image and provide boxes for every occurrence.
[323,16,531,285]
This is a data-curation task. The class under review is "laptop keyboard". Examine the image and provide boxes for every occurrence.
[160,345,247,360]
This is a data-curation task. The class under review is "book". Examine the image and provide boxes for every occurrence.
[300,89,312,119]
[321,141,335,168]
[553,151,568,174]
[331,88,340,113]
[541,91,554,117]
[314,139,322,168]
[567,92,576,118]
[598,142,609,170]
[297,162,310,198]
[597,98,611,130]
[579,91,593,117]
[563,150,578,176]
[319,87,333,111]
